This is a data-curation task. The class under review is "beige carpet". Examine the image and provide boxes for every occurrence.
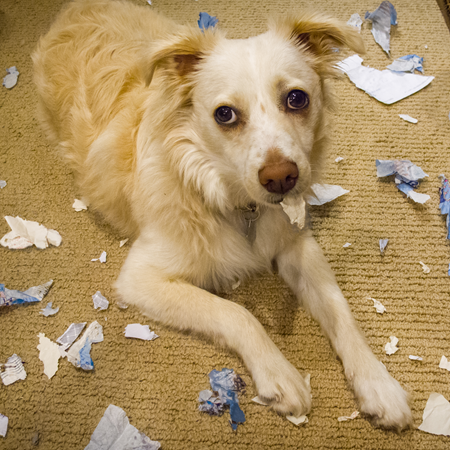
[2,0,450,448]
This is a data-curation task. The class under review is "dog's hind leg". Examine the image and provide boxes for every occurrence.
[116,236,311,418]
[276,231,413,430]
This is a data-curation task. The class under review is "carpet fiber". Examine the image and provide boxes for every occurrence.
[1,0,450,448]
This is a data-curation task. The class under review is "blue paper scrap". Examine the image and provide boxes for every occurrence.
[439,174,450,239]
[198,12,218,31]
[199,368,246,430]
[79,338,94,371]
[365,1,397,55]
[388,55,424,73]
[0,280,53,307]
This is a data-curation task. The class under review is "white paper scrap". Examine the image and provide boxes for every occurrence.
[347,13,362,32]
[3,66,19,89]
[337,55,434,105]
[0,181,6,189]
[419,261,430,274]
[56,322,87,347]
[91,251,107,263]
[85,404,161,450]
[287,414,309,426]
[281,197,306,229]
[67,321,103,368]
[418,392,450,436]
[385,336,399,355]
[369,297,386,314]
[338,411,359,422]
[343,243,352,248]
[119,238,129,247]
[379,238,389,254]
[1,354,27,386]
[37,333,60,379]
[409,355,423,361]
[232,280,241,290]
[124,324,159,341]
[399,114,418,124]
[0,414,8,437]
[335,156,344,163]
[0,216,62,249]
[72,199,88,211]
[439,355,450,371]
[39,302,60,317]
[305,184,349,206]
[92,291,109,311]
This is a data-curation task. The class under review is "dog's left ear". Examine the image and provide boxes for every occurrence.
[270,13,365,77]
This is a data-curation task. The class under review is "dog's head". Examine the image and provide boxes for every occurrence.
[142,14,364,211]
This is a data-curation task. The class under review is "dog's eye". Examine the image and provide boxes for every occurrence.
[286,90,309,110]
[215,106,237,124]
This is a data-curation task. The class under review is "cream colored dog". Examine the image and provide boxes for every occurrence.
[33,0,412,429]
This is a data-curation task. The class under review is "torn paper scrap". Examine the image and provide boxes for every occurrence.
[56,322,86,347]
[91,251,107,263]
[439,355,450,371]
[199,390,226,416]
[338,411,359,422]
[418,392,450,436]
[388,55,424,74]
[347,13,362,32]
[409,355,423,361]
[439,175,450,239]
[37,333,60,379]
[0,216,62,249]
[124,324,159,341]
[0,414,8,438]
[365,1,397,55]
[72,199,88,211]
[92,291,109,311]
[67,321,103,370]
[376,160,428,186]
[396,183,430,204]
[3,66,19,89]
[305,184,349,206]
[85,404,161,450]
[0,280,53,307]
[198,12,218,30]
[232,280,241,290]
[119,238,129,247]
[369,297,386,314]
[281,197,306,229]
[343,243,351,248]
[337,55,434,105]
[379,239,388,254]
[385,336,399,355]
[0,181,6,189]
[399,114,418,124]
[335,156,344,163]
[1,354,27,386]
[419,261,430,274]
[39,302,59,317]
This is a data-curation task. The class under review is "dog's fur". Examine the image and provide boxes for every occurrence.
[33,0,413,429]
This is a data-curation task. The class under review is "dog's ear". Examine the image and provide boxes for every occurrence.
[141,27,219,86]
[270,13,365,77]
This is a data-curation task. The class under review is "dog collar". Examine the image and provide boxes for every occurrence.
[238,203,260,243]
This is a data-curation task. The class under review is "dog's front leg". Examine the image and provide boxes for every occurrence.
[276,231,413,430]
[116,237,311,418]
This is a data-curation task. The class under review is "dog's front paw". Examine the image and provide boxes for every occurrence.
[352,365,413,431]
[252,357,311,417]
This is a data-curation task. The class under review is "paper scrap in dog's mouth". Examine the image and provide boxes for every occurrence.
[0,280,53,307]
[337,55,434,105]
[418,393,450,436]
[84,404,161,449]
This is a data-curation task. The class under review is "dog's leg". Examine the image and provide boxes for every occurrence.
[116,237,311,417]
[276,231,413,430]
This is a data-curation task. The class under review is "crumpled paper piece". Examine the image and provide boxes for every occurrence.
[419,261,430,274]
[1,354,27,386]
[85,404,161,450]
[439,355,450,371]
[3,66,19,89]
[418,392,450,436]
[369,297,386,314]
[0,180,6,189]
[365,1,397,55]
[337,55,434,105]
[305,184,349,206]
[91,251,107,263]
[72,199,88,211]
[37,333,60,379]
[56,322,86,347]
[0,414,8,437]
[347,13,362,32]
[199,368,246,430]
[124,324,159,341]
[338,411,359,422]
[281,197,306,229]
[439,175,450,239]
[198,12,218,30]
[92,291,109,311]
[67,321,103,370]
[0,280,53,307]
[0,216,62,249]
[388,55,424,74]
[379,239,389,254]
[39,302,60,316]
[399,114,418,124]
[385,336,399,355]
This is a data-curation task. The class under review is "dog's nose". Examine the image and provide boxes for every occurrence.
[258,158,299,195]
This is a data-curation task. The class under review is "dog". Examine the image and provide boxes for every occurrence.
[33,0,413,429]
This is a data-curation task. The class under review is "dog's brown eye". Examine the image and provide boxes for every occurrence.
[287,90,309,110]
[215,106,237,124]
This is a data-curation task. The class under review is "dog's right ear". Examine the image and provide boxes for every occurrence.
[141,27,220,86]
